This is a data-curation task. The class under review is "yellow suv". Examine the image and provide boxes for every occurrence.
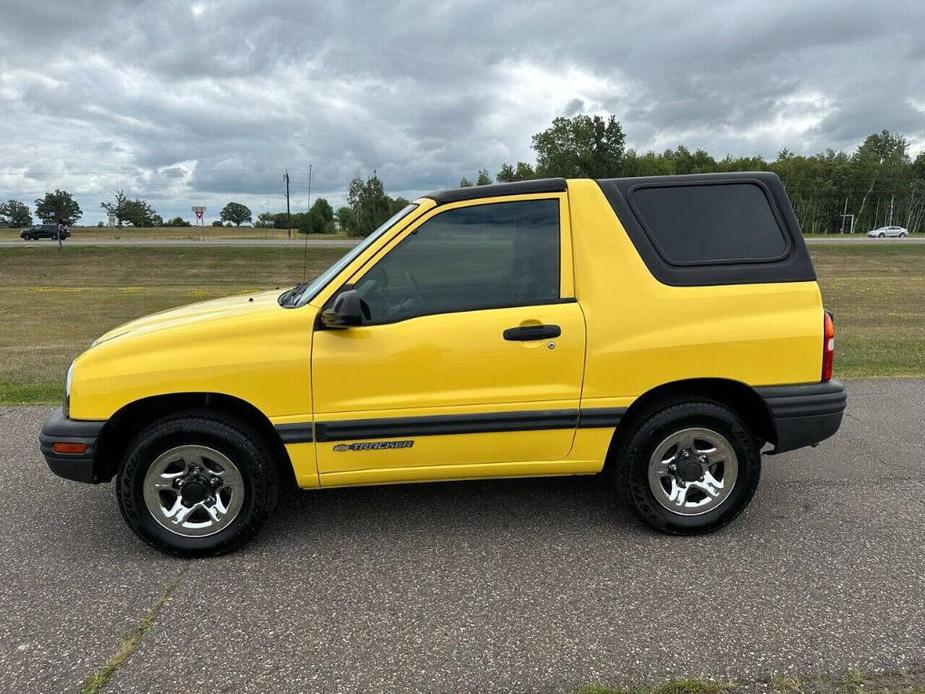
[41,173,845,556]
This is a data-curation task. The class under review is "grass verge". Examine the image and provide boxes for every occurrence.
[0,244,922,404]
[79,571,186,694]
[577,668,925,694]
[0,245,345,404]
[577,678,735,694]
[808,244,925,377]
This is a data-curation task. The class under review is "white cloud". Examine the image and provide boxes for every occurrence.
[0,0,922,223]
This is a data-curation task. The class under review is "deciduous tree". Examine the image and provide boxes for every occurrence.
[346,173,392,237]
[0,200,32,227]
[532,114,626,178]
[220,202,252,226]
[35,189,82,225]
[495,162,536,182]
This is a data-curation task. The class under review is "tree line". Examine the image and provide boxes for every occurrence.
[0,184,401,237]
[462,115,925,234]
[3,115,923,234]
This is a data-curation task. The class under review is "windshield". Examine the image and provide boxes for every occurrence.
[281,203,419,308]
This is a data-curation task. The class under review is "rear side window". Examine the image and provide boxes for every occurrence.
[630,183,788,265]
[595,173,815,286]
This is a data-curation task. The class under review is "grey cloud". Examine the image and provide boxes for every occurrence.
[0,0,923,223]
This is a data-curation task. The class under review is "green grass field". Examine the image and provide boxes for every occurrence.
[0,244,922,404]
[0,246,345,403]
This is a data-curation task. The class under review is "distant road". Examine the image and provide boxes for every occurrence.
[804,236,925,244]
[1,236,923,248]
[0,238,358,248]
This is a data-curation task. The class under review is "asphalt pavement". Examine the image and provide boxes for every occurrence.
[0,379,922,693]
[2,236,924,248]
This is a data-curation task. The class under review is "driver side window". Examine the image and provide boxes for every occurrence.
[354,199,560,324]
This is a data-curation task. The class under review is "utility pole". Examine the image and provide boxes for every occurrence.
[840,196,849,234]
[283,169,291,239]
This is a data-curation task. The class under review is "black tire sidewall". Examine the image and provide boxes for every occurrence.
[117,414,278,557]
[621,402,761,534]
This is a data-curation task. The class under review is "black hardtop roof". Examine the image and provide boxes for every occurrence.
[598,170,782,187]
[423,178,566,204]
[423,172,783,206]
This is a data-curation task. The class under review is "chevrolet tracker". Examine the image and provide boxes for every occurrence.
[41,173,846,556]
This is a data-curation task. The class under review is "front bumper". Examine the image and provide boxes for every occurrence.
[40,407,107,483]
[756,380,847,454]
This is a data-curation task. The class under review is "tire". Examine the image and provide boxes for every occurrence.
[900,233,907,238]
[878,233,885,238]
[607,400,761,535]
[116,411,279,557]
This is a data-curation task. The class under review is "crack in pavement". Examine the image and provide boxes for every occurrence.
[78,568,189,694]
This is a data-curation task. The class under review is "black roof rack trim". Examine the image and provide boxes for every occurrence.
[424,178,566,205]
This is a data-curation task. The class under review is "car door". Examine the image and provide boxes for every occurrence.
[310,193,586,482]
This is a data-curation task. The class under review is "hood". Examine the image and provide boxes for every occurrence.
[93,289,285,346]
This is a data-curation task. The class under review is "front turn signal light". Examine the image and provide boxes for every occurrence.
[52,442,88,455]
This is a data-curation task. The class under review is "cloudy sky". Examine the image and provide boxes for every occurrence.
[1,0,923,224]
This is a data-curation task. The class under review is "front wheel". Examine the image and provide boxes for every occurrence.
[116,412,279,556]
[878,233,885,238]
[608,401,761,534]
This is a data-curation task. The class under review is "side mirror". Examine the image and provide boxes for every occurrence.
[320,289,365,329]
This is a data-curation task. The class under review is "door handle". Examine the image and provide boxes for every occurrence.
[503,324,561,341]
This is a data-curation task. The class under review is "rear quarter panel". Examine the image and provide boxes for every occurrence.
[567,179,823,406]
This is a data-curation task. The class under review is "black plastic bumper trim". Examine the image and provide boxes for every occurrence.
[40,406,106,483]
[315,409,580,442]
[278,407,625,444]
[275,423,314,444]
[577,408,626,428]
[756,379,846,453]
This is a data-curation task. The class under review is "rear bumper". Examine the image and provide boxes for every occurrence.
[756,380,847,454]
[40,407,107,483]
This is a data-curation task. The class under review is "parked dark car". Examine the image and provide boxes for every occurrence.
[20,224,70,240]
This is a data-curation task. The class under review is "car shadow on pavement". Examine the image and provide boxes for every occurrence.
[36,468,643,560]
[260,474,645,553]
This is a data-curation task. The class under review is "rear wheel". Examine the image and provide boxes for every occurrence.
[899,232,907,238]
[608,401,761,534]
[116,412,279,556]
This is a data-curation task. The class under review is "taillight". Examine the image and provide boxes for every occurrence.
[822,310,835,382]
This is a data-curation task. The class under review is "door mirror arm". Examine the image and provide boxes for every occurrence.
[319,289,365,329]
